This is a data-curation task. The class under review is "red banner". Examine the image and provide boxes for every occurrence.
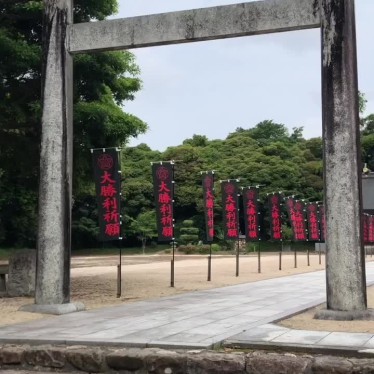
[285,198,307,241]
[242,187,260,241]
[268,193,282,241]
[92,148,121,241]
[202,172,215,242]
[152,163,174,242]
[306,203,320,241]
[221,180,239,240]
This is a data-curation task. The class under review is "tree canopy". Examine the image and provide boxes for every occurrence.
[0,0,147,246]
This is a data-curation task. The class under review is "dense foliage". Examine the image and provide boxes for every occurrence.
[119,121,325,247]
[0,0,147,247]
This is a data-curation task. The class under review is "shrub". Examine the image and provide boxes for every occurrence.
[211,243,221,252]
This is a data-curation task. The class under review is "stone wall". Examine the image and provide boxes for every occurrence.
[1,345,374,373]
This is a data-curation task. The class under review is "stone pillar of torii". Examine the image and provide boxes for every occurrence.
[24,0,369,318]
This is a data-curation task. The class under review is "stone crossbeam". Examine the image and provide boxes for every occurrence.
[68,0,320,54]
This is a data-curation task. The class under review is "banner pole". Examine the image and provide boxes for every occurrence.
[117,147,122,298]
[117,242,122,298]
[236,238,240,277]
[319,243,322,265]
[307,247,310,266]
[171,240,175,288]
[294,243,297,268]
[207,243,212,281]
[279,243,282,271]
[257,241,261,273]
[171,162,175,288]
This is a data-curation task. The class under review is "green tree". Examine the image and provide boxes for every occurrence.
[128,211,157,253]
[179,219,199,245]
[0,0,147,247]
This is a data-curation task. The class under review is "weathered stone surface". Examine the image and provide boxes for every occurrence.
[36,0,73,305]
[246,352,311,374]
[311,356,353,373]
[349,358,374,372]
[19,301,85,315]
[321,0,366,311]
[187,351,245,374]
[106,348,146,371]
[7,345,374,373]
[7,249,36,297]
[107,347,186,373]
[145,349,186,374]
[66,346,107,372]
[315,308,374,321]
[68,0,320,54]
[0,345,25,365]
[23,345,65,368]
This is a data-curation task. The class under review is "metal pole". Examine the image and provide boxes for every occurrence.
[207,243,212,281]
[319,243,322,265]
[236,239,240,277]
[257,242,261,273]
[294,244,297,268]
[307,248,310,266]
[171,241,175,287]
[279,241,283,270]
[116,244,122,297]
[171,162,175,288]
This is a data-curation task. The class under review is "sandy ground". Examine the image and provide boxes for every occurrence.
[1,251,374,334]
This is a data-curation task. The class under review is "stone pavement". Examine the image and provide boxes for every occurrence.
[1,262,374,353]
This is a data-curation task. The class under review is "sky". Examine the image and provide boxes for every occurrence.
[112,1,374,151]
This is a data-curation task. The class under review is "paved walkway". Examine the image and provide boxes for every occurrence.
[1,263,374,352]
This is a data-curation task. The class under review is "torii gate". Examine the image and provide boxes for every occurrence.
[32,0,366,317]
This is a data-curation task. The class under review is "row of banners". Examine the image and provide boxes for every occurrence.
[92,152,374,244]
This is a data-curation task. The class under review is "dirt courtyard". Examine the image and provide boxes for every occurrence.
[1,251,374,334]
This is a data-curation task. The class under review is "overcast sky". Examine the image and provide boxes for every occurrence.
[112,1,374,151]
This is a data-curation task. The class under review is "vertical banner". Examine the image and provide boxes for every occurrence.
[369,215,374,244]
[285,198,307,241]
[319,205,326,242]
[152,163,174,242]
[202,172,215,242]
[242,187,260,241]
[306,203,320,241]
[363,214,369,244]
[92,148,121,241]
[268,193,282,241]
[221,180,239,240]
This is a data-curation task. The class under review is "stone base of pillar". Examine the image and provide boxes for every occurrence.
[19,302,85,315]
[314,308,374,321]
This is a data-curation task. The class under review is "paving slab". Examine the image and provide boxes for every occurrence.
[1,262,374,351]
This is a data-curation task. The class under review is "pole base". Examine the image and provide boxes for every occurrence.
[19,302,85,315]
[314,308,374,321]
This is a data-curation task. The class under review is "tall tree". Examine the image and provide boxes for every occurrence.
[0,0,147,246]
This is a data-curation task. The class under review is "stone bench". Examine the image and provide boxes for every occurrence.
[0,264,9,293]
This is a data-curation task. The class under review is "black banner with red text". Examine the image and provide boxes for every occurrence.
[202,172,215,242]
[242,187,260,241]
[152,163,174,242]
[285,198,307,241]
[221,180,239,240]
[92,148,121,241]
[268,193,282,241]
[306,203,320,242]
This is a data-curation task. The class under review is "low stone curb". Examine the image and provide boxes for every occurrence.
[2,344,374,373]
